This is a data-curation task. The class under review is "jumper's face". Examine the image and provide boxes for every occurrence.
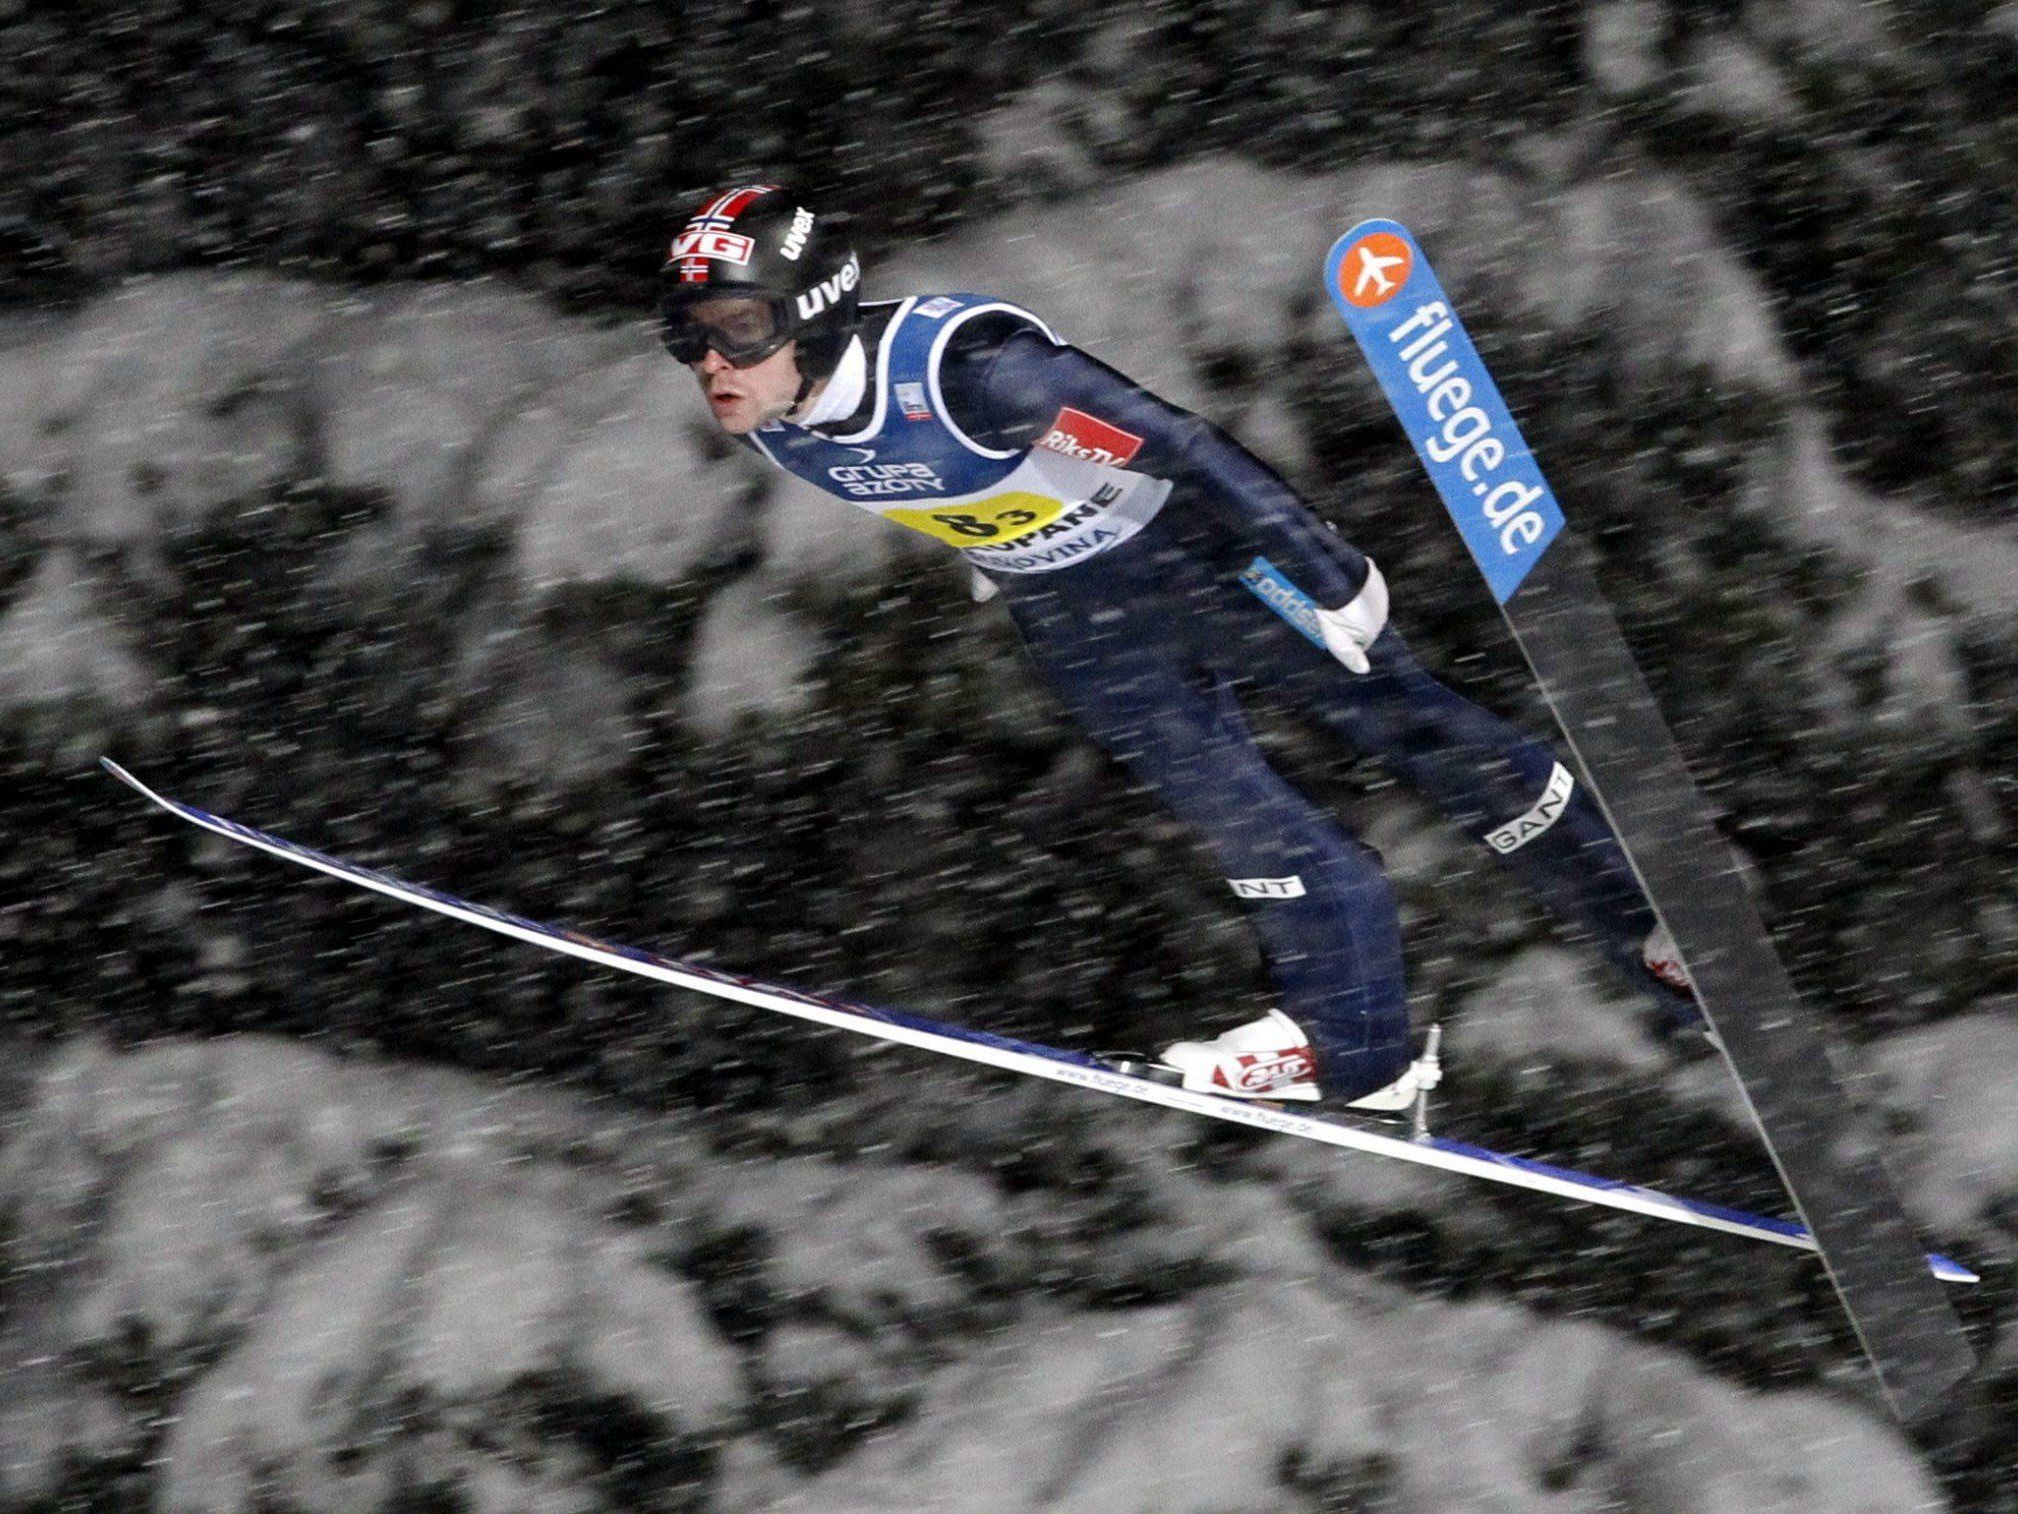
[664,293,804,434]
[691,336,803,434]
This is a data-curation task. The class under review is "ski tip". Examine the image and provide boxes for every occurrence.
[1932,1253,1980,1286]
[100,756,140,789]
[99,758,167,809]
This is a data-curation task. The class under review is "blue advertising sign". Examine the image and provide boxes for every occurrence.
[1323,219,1564,604]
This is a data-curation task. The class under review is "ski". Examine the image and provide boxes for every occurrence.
[1324,222,1978,1420]
[104,758,1974,1286]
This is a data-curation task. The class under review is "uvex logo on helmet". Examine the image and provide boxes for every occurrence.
[779,206,815,261]
[795,254,861,321]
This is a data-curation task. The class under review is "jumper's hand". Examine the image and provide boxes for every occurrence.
[1314,559,1389,674]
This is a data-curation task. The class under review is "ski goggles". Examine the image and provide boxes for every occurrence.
[658,292,794,367]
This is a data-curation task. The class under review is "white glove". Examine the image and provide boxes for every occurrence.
[1314,558,1389,675]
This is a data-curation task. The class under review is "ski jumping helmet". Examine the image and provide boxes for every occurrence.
[658,185,861,401]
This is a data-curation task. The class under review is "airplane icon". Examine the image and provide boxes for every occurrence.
[1353,246,1406,299]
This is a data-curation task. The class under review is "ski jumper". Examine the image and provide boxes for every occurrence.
[745,294,1679,1100]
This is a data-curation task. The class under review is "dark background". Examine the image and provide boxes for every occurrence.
[4,1,2018,1507]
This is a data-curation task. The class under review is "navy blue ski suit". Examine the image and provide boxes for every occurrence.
[743,294,1679,1100]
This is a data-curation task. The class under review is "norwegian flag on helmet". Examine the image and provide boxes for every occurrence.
[669,185,779,282]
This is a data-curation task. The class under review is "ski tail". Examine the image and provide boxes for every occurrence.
[1321,222,1979,1421]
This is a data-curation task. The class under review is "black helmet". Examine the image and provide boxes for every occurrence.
[657,185,861,392]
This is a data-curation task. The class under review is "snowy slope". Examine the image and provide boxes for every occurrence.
[0,1035,1947,1512]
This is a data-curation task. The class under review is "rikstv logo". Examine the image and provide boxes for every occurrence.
[1337,230,1413,308]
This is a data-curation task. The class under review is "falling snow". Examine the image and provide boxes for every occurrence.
[3,1,2017,1508]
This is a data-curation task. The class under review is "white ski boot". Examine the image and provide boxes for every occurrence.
[1158,1009,1321,1101]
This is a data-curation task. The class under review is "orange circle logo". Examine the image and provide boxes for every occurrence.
[1338,232,1413,308]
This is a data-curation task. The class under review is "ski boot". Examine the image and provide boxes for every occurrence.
[1153,1009,1322,1101]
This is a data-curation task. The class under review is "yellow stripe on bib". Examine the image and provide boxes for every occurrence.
[883,492,1066,547]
